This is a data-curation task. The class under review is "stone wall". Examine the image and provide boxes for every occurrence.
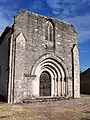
[14,10,77,76]
[12,10,79,103]
[0,28,12,101]
[80,68,90,94]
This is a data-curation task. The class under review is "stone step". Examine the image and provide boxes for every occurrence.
[23,97,70,103]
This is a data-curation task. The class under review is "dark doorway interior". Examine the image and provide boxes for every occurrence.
[40,71,51,96]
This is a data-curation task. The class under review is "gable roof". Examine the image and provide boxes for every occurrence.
[81,68,90,81]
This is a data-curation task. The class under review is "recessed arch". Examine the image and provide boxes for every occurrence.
[31,54,69,97]
[31,54,69,79]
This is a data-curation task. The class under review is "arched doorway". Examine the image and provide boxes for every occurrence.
[40,71,51,96]
[31,54,69,98]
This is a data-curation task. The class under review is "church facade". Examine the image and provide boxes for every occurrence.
[0,10,80,103]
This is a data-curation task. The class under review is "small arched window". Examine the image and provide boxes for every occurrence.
[45,21,54,41]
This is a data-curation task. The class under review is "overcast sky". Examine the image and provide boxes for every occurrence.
[0,0,90,71]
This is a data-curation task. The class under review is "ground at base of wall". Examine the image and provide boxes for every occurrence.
[0,94,90,120]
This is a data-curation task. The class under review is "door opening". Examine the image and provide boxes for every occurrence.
[39,71,51,96]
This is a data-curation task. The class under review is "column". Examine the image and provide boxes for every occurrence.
[58,78,61,96]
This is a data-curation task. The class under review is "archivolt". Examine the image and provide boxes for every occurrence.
[31,54,69,81]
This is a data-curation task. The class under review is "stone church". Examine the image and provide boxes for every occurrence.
[0,10,80,103]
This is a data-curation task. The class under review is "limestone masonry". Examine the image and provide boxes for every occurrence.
[0,10,80,103]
